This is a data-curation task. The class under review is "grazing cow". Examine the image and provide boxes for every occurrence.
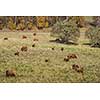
[22,35,27,39]
[33,38,38,41]
[61,47,64,51]
[32,44,35,47]
[52,47,55,50]
[67,53,77,59]
[72,64,83,73]
[6,69,16,77]
[64,57,69,62]
[45,59,49,62]
[14,51,19,56]
[4,37,8,40]
[21,46,27,52]
[33,33,36,36]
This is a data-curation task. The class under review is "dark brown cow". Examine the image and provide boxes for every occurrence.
[45,59,49,62]
[4,37,8,40]
[52,47,55,50]
[6,70,16,77]
[64,57,69,62]
[61,47,64,51]
[33,33,36,36]
[32,44,35,47]
[14,51,19,56]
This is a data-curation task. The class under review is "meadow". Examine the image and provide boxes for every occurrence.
[0,30,100,83]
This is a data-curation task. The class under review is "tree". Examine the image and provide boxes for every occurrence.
[6,16,16,30]
[51,17,80,44]
[85,16,100,47]
[0,17,4,30]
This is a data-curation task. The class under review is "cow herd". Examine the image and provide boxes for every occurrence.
[3,33,83,78]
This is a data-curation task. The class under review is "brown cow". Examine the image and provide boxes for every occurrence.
[21,46,28,52]
[14,51,19,56]
[22,35,27,39]
[64,57,69,62]
[72,64,83,73]
[4,37,8,40]
[61,47,64,51]
[33,33,36,36]
[33,38,38,41]
[51,47,55,50]
[67,53,77,59]
[6,69,16,77]
[32,44,35,47]
[45,59,49,62]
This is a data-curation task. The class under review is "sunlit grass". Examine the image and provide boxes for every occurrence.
[0,31,100,83]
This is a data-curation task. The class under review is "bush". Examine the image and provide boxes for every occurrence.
[6,17,16,30]
[16,17,26,30]
[92,16,100,27]
[51,18,80,44]
[86,26,100,47]
[0,17,4,30]
[7,21,16,30]
[27,23,33,30]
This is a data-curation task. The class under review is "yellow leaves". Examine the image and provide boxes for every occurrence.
[36,16,49,28]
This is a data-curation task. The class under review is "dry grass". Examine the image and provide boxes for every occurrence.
[0,31,100,83]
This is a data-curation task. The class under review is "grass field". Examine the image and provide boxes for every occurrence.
[0,31,100,83]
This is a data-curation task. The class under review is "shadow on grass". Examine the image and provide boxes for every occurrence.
[83,42,100,48]
[82,43,91,46]
[49,39,78,45]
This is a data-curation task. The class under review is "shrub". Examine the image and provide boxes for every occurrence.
[7,21,16,30]
[0,17,4,30]
[6,17,16,30]
[51,18,80,44]
[92,16,100,27]
[86,26,100,47]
